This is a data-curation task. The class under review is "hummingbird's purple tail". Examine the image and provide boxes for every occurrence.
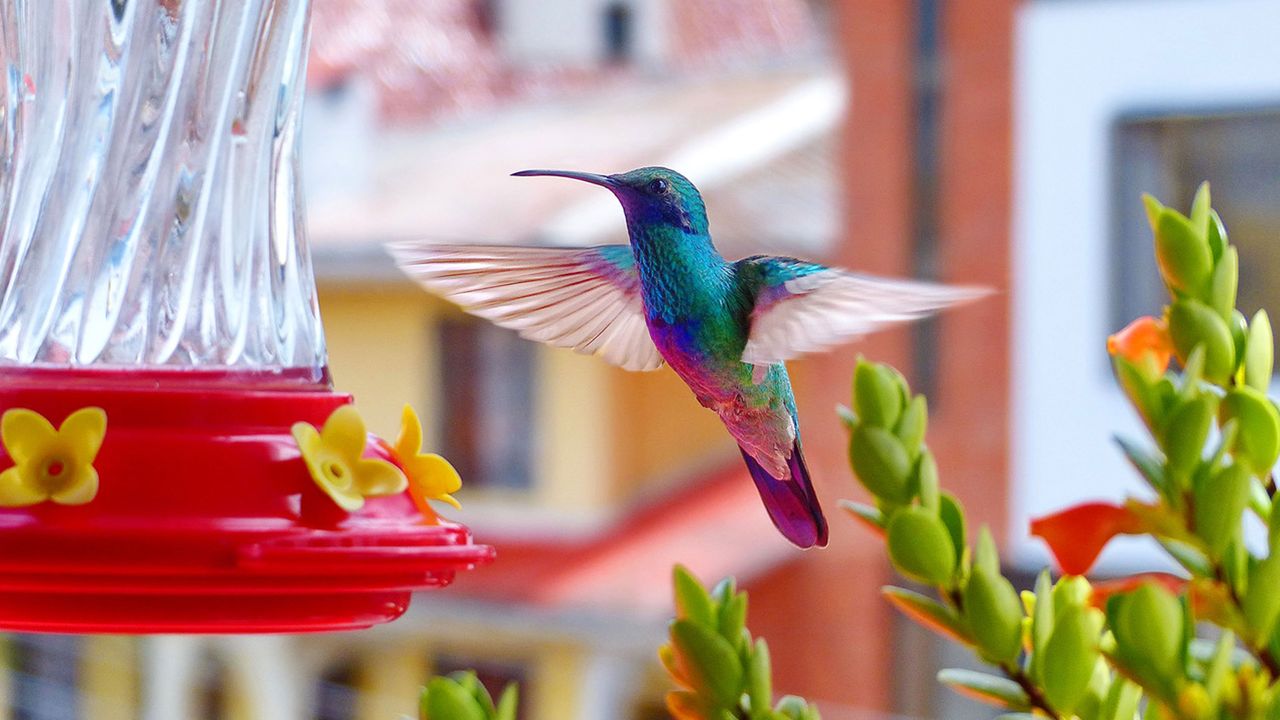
[738,441,828,548]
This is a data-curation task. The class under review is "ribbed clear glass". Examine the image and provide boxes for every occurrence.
[0,0,325,375]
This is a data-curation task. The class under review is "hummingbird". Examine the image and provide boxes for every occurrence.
[390,167,984,548]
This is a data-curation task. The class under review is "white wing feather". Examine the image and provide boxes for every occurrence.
[389,243,665,372]
[743,269,989,365]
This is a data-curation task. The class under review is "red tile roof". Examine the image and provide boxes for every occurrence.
[308,0,819,123]
[447,462,797,618]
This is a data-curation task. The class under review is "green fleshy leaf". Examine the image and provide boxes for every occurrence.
[494,684,519,720]
[1245,310,1275,393]
[915,450,940,512]
[669,620,745,708]
[854,359,905,429]
[838,500,885,534]
[1193,461,1251,558]
[937,669,1031,711]
[938,492,967,569]
[1029,570,1054,681]
[422,677,486,720]
[1221,386,1280,475]
[1209,245,1238,321]
[1168,301,1236,384]
[882,586,972,645]
[1245,553,1280,643]
[963,567,1023,664]
[1100,678,1143,720]
[1160,394,1216,484]
[1115,435,1168,495]
[1155,208,1212,297]
[887,507,956,585]
[894,395,928,457]
[850,426,913,503]
[673,565,716,628]
[1190,182,1212,238]
[1041,609,1099,715]
[746,639,771,718]
[717,591,748,654]
[1141,193,1164,232]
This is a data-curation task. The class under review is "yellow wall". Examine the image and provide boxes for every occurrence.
[319,282,740,513]
[319,283,439,442]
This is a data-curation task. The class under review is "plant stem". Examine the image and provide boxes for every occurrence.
[1001,663,1061,719]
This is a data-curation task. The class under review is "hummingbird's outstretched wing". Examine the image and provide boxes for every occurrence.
[389,243,665,372]
[737,256,989,366]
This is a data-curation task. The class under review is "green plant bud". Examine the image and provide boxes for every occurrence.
[887,507,956,586]
[1111,584,1184,684]
[1209,245,1238,321]
[422,677,486,720]
[1221,386,1280,474]
[494,685,519,720]
[1041,609,1100,715]
[854,359,905,429]
[1052,575,1092,611]
[746,639,771,718]
[1168,300,1237,384]
[936,669,1031,711]
[1246,553,1280,642]
[669,620,744,708]
[673,565,717,628]
[894,395,928,457]
[963,567,1023,664]
[939,493,967,568]
[916,450,940,512]
[1246,310,1275,392]
[1193,462,1251,557]
[850,426,913,503]
[717,591,748,653]
[1155,208,1212,297]
[1160,394,1215,481]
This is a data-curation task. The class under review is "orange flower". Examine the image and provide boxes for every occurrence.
[1030,502,1146,575]
[1107,316,1173,376]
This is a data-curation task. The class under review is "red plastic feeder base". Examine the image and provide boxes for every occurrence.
[0,367,494,633]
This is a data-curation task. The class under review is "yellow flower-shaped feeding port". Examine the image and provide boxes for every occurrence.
[292,405,407,511]
[0,407,107,507]
[394,404,462,517]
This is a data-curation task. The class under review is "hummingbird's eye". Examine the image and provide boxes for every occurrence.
[648,178,669,194]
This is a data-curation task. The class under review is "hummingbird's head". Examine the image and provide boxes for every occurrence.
[512,166,709,236]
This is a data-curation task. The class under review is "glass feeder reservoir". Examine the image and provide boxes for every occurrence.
[0,0,491,632]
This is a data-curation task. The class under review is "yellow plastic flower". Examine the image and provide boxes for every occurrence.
[292,405,407,511]
[395,404,462,512]
[0,407,107,507]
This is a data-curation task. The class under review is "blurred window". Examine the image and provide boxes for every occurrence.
[314,657,359,720]
[1112,109,1280,333]
[433,655,528,720]
[192,649,230,719]
[8,635,82,720]
[437,317,536,491]
[604,2,633,63]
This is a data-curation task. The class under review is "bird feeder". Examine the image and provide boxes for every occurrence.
[0,0,491,633]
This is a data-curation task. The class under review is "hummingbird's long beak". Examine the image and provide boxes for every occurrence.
[511,169,618,189]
